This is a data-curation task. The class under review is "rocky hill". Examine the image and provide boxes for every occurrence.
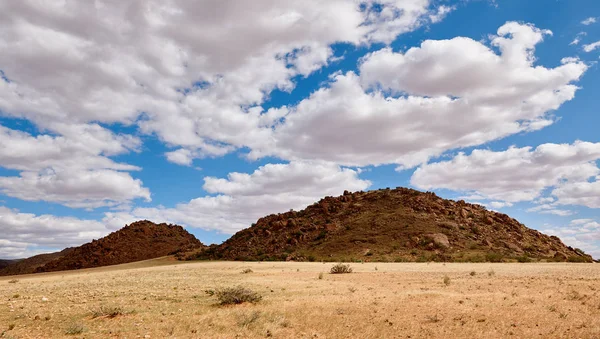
[0,248,74,276]
[191,188,593,263]
[0,259,21,270]
[0,221,204,276]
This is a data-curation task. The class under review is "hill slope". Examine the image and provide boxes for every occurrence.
[0,249,74,276]
[194,188,593,263]
[35,220,204,273]
[0,221,204,276]
[0,259,21,270]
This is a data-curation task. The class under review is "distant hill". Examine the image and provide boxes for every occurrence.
[0,259,21,270]
[0,220,205,276]
[191,187,593,263]
[0,248,74,276]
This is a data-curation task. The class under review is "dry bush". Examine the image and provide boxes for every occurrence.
[91,305,125,319]
[7,279,18,284]
[212,286,263,305]
[241,268,253,274]
[443,275,451,286]
[65,323,85,335]
[330,263,353,274]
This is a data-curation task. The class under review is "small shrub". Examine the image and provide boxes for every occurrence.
[318,272,324,280]
[487,269,495,277]
[567,255,588,263]
[516,255,532,263]
[425,314,441,323]
[91,306,125,319]
[65,323,85,335]
[215,286,263,305]
[241,268,253,274]
[485,253,504,263]
[330,263,353,274]
[8,279,18,284]
[443,275,451,286]
[8,324,15,331]
[307,255,316,262]
[470,271,476,276]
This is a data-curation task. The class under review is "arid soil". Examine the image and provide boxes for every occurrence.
[1,260,599,338]
[192,188,592,263]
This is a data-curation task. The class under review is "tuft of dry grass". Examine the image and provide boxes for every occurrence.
[330,263,352,274]
[7,279,18,284]
[91,305,126,319]
[241,268,253,274]
[65,323,85,335]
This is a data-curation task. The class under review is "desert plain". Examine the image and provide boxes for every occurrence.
[1,259,599,338]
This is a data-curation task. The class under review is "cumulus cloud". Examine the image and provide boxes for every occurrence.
[543,218,600,259]
[0,125,150,208]
[411,141,600,203]
[0,207,109,259]
[552,180,600,209]
[255,22,586,168]
[0,0,442,163]
[0,169,150,209]
[107,161,371,234]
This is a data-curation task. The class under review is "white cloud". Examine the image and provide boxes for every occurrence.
[0,206,109,259]
[543,218,600,259]
[0,169,150,209]
[489,201,513,209]
[411,141,600,203]
[583,40,600,52]
[552,180,600,209]
[110,161,371,234]
[0,0,442,162]
[165,149,194,167]
[0,125,149,208]
[256,22,586,168]
[570,32,586,46]
[526,204,574,216]
[581,17,597,25]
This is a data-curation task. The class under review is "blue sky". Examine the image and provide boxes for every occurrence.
[1,0,600,259]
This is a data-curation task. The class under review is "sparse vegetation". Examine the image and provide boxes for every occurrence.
[212,286,263,305]
[516,255,532,263]
[7,279,18,284]
[65,323,85,335]
[318,272,324,279]
[485,253,504,263]
[443,275,451,286]
[1,257,598,338]
[241,268,253,274]
[470,271,476,276]
[330,263,353,274]
[236,311,261,328]
[487,269,495,277]
[91,305,125,318]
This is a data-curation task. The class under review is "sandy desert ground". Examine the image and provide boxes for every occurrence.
[1,259,599,338]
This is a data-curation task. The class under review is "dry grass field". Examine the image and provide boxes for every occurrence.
[1,259,599,338]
